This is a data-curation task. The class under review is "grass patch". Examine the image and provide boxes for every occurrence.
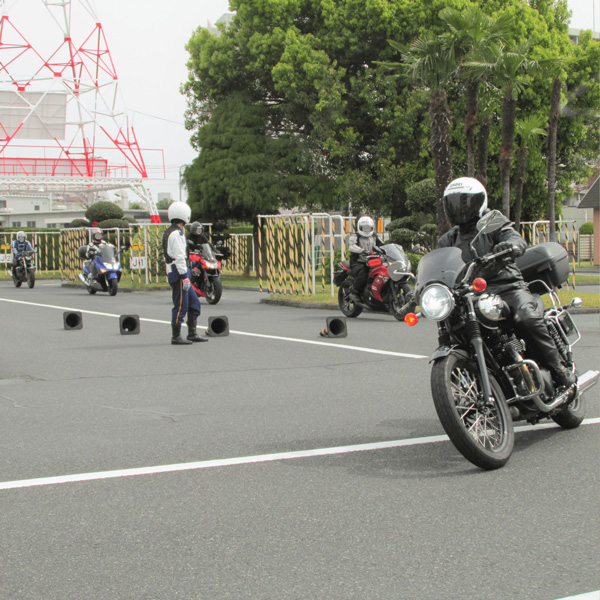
[543,290,600,309]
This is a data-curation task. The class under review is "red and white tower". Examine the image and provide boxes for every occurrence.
[0,0,162,222]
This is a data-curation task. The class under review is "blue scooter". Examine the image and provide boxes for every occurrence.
[78,244,122,296]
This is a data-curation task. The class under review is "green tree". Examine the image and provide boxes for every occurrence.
[378,32,458,233]
[439,5,512,177]
[513,114,546,230]
[467,40,540,217]
[156,198,171,210]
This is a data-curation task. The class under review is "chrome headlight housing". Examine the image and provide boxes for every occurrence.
[477,294,505,321]
[420,284,455,321]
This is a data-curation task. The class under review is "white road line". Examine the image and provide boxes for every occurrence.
[556,593,600,600]
[0,297,427,359]
[1,418,598,491]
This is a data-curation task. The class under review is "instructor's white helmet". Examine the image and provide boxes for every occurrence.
[357,216,375,237]
[17,231,26,241]
[168,202,191,225]
[442,177,488,226]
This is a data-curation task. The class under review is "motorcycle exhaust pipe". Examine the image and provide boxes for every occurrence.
[532,369,599,413]
[78,273,89,286]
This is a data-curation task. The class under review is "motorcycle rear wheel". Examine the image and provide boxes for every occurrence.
[108,278,118,296]
[431,353,514,470]
[13,277,22,288]
[205,277,222,304]
[338,280,363,318]
[551,388,585,429]
[27,270,35,288]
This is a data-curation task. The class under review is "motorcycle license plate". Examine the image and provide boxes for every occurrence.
[558,311,577,339]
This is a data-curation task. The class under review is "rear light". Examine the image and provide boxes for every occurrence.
[404,313,419,327]
[472,278,487,292]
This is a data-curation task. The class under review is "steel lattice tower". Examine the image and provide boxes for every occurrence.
[0,0,161,221]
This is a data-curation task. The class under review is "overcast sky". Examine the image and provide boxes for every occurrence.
[2,0,598,203]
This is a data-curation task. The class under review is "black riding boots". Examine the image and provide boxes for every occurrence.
[171,323,192,345]
[186,320,209,343]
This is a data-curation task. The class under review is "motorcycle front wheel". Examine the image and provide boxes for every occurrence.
[431,353,514,470]
[108,278,118,296]
[338,280,363,318]
[390,282,412,321]
[27,270,35,288]
[205,277,222,304]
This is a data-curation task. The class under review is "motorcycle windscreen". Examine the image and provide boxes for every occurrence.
[200,243,216,261]
[98,245,118,263]
[415,247,465,291]
[380,244,406,261]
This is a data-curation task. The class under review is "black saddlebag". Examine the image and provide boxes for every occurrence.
[516,242,569,293]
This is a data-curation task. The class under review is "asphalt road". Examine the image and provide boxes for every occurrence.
[0,281,598,600]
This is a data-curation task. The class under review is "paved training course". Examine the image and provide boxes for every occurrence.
[1,281,598,600]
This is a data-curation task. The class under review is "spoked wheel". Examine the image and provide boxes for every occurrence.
[27,270,35,288]
[205,277,222,305]
[431,353,514,470]
[338,280,363,318]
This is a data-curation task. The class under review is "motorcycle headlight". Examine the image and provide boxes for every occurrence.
[420,284,454,321]
[477,294,505,321]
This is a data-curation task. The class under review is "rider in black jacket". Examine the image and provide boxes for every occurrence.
[186,222,209,253]
[438,177,576,388]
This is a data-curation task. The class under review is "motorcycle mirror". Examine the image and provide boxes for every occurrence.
[476,210,506,234]
[566,297,583,310]
[470,210,507,257]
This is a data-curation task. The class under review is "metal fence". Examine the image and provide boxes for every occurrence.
[257,213,352,296]
[1,231,61,273]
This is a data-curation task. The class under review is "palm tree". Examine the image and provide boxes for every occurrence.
[546,74,563,242]
[377,34,458,234]
[513,115,547,231]
[467,41,539,217]
[439,6,512,177]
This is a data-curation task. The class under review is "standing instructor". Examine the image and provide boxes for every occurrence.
[162,202,207,345]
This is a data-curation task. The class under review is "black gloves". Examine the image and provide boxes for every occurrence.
[493,241,516,258]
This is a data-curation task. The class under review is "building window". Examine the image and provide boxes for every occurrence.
[34,205,40,211]
[13,221,21,227]
[26,221,36,228]
[0,200,6,208]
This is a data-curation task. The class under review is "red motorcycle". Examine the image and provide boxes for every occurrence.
[334,243,413,320]
[189,242,223,305]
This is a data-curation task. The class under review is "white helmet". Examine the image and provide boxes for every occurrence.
[168,202,191,225]
[442,177,488,226]
[17,231,26,241]
[357,216,375,237]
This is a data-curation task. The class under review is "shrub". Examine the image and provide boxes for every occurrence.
[579,222,593,235]
[389,228,419,248]
[68,218,91,228]
[406,252,423,273]
[97,218,130,229]
[86,201,124,223]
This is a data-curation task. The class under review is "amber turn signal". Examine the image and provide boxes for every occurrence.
[472,277,487,292]
[404,312,419,326]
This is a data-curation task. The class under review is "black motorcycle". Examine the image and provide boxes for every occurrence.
[405,210,599,470]
[12,249,36,288]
